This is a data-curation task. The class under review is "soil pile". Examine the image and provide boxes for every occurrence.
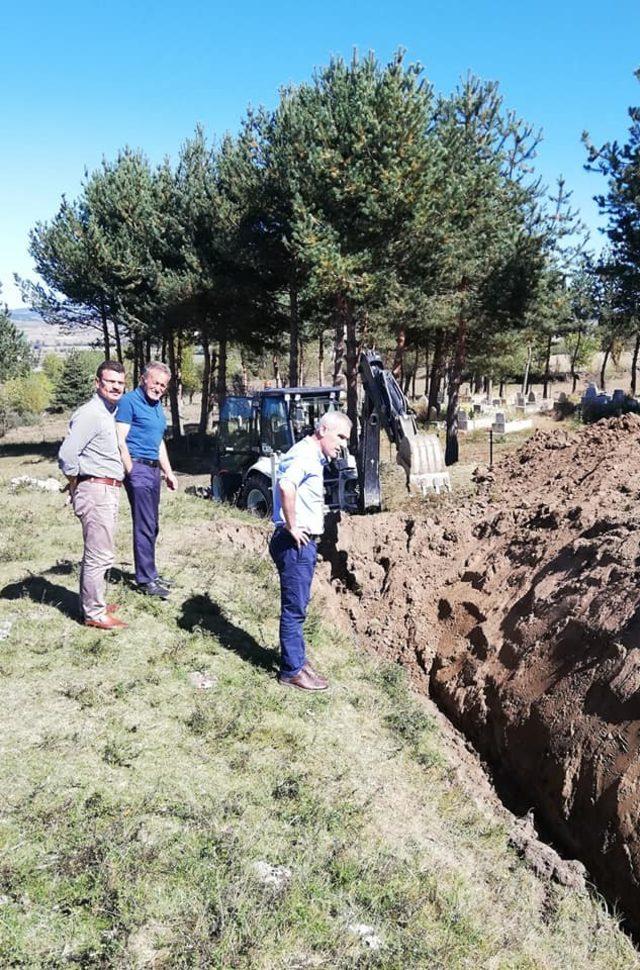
[319,414,640,928]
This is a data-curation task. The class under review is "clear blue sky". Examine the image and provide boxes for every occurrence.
[2,0,639,308]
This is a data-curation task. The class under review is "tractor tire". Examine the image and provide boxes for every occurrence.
[239,474,272,518]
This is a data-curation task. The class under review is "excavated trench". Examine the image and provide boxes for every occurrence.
[313,415,640,932]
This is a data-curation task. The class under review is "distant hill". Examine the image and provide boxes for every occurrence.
[9,308,98,351]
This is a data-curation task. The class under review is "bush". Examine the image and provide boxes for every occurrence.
[4,372,52,416]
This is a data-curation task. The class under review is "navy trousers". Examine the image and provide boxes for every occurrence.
[124,462,161,584]
[269,529,317,676]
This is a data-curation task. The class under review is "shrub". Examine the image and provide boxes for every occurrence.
[4,372,52,416]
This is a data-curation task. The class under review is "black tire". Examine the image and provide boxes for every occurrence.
[239,473,272,518]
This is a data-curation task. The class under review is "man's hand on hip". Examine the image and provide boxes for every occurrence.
[287,526,310,548]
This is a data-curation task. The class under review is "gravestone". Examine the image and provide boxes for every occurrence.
[527,390,537,404]
[457,409,469,431]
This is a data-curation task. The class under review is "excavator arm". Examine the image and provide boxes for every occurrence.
[358,350,450,512]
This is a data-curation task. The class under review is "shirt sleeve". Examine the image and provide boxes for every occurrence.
[278,453,308,489]
[58,408,94,477]
[116,394,134,426]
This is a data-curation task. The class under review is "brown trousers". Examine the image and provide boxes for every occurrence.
[72,481,120,621]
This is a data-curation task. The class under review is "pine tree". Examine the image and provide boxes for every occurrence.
[51,351,97,412]
[0,287,33,381]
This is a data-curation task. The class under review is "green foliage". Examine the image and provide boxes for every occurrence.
[3,371,52,416]
[41,352,64,383]
[0,288,33,382]
[180,344,199,399]
[51,350,101,412]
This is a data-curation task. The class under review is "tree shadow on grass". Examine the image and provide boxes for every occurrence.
[0,440,62,460]
[178,593,277,673]
[0,574,79,620]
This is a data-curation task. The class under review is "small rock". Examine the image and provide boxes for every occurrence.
[251,860,292,890]
[348,923,383,950]
[10,476,62,493]
[0,620,13,642]
[188,671,217,690]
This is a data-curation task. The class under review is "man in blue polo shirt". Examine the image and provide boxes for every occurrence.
[116,362,178,598]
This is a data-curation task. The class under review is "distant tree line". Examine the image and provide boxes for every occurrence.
[17,52,640,461]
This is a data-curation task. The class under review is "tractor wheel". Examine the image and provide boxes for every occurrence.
[239,474,272,518]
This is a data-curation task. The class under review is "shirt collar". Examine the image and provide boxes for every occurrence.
[94,392,117,414]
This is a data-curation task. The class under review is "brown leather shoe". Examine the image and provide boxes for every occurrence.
[85,614,128,630]
[301,661,327,688]
[278,665,328,691]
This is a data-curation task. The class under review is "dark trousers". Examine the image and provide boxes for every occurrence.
[269,529,317,676]
[124,462,161,584]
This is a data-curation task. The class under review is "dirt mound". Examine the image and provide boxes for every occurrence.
[319,414,640,929]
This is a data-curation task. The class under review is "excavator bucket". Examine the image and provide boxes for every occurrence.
[396,420,451,495]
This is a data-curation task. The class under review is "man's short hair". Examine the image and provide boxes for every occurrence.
[96,360,125,379]
[317,410,352,432]
[141,361,171,380]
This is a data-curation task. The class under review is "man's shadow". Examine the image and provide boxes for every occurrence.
[0,573,79,620]
[178,594,277,673]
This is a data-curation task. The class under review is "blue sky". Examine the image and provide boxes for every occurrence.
[2,0,639,308]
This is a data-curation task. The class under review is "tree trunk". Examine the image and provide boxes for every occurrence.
[428,329,444,417]
[113,319,123,363]
[166,335,182,440]
[411,347,418,399]
[161,335,167,364]
[273,355,281,388]
[199,339,212,435]
[542,333,552,399]
[333,303,346,388]
[631,332,640,396]
[145,336,151,366]
[600,342,612,391]
[100,297,110,359]
[499,378,505,398]
[337,294,358,448]
[217,330,228,406]
[318,333,325,385]
[571,328,582,394]
[473,373,483,394]
[133,338,140,386]
[392,326,406,383]
[289,283,299,387]
[445,316,467,466]
[424,337,430,397]
[521,344,533,395]
[298,337,305,386]
[176,333,183,403]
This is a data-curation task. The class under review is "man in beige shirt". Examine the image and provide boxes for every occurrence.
[58,360,128,630]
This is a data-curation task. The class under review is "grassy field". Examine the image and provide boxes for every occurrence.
[0,432,638,968]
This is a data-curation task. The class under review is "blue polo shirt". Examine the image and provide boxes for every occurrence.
[116,386,167,460]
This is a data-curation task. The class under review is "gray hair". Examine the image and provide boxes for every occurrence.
[317,410,352,432]
[141,361,171,379]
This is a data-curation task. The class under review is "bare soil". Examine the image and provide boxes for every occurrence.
[315,414,640,931]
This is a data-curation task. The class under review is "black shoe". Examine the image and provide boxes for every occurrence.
[139,580,170,599]
[155,574,175,587]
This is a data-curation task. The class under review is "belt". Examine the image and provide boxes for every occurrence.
[275,527,322,542]
[132,457,160,468]
[77,475,122,487]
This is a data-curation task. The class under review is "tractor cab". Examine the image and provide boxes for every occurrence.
[211,387,357,516]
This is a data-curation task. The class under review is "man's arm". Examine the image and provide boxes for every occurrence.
[58,409,94,496]
[159,440,178,491]
[116,423,133,475]
[279,480,308,547]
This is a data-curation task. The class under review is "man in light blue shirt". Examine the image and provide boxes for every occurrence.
[269,410,351,691]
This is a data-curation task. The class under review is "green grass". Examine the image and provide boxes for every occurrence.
[0,446,638,968]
